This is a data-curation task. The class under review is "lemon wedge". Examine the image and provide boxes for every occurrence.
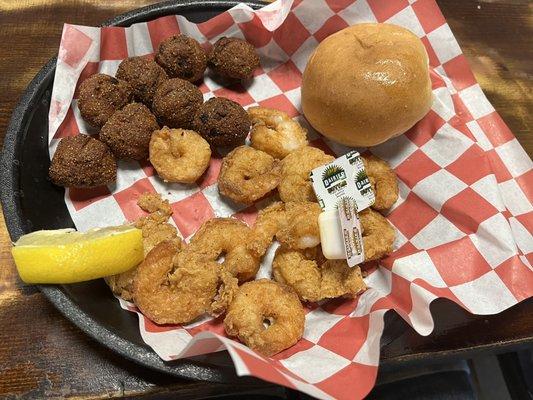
[12,225,143,284]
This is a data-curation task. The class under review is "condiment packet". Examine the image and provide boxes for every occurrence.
[310,150,374,211]
[310,151,374,266]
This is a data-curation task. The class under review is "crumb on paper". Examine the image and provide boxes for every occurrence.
[135,192,180,255]
[137,192,172,216]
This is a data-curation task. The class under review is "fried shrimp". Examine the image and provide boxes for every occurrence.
[133,240,219,324]
[149,127,211,183]
[184,218,260,282]
[248,107,308,159]
[210,269,239,317]
[105,193,179,300]
[272,209,393,302]
[362,154,399,210]
[105,268,138,301]
[272,246,366,302]
[247,201,320,258]
[277,202,321,249]
[360,208,395,261]
[218,146,281,205]
[248,201,286,258]
[224,279,305,356]
[278,146,334,203]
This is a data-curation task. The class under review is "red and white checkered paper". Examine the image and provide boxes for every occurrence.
[48,0,533,398]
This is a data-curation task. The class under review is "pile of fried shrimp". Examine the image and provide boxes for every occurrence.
[106,108,400,357]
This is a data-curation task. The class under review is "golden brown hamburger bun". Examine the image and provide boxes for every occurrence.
[301,23,432,147]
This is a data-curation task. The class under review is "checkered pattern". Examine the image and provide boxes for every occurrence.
[48,0,533,399]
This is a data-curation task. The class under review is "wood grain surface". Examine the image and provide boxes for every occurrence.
[0,0,531,398]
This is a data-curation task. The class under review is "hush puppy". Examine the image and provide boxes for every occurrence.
[49,135,117,188]
[115,56,168,105]
[77,74,133,128]
[152,78,203,129]
[100,103,159,160]
[192,97,250,148]
[155,34,207,82]
[208,37,260,80]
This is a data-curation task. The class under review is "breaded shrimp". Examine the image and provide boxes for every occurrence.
[218,146,281,205]
[210,269,239,317]
[134,192,179,255]
[359,208,395,261]
[183,218,260,282]
[248,107,308,159]
[362,154,399,210]
[248,201,321,258]
[105,193,179,301]
[277,202,321,250]
[133,240,219,325]
[278,146,334,203]
[224,279,305,356]
[248,201,286,258]
[272,245,366,302]
[149,127,211,183]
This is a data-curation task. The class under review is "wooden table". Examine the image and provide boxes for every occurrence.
[0,1,531,398]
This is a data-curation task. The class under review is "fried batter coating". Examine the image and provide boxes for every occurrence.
[135,217,179,256]
[155,34,207,82]
[77,73,133,128]
[183,218,260,283]
[116,56,168,105]
[360,208,395,261]
[133,241,219,325]
[106,193,179,300]
[136,192,177,253]
[136,192,173,219]
[210,269,239,317]
[278,146,334,203]
[249,107,308,159]
[248,201,320,258]
[149,127,211,183]
[218,146,281,205]
[105,268,138,302]
[224,279,304,356]
[248,201,286,258]
[208,37,260,81]
[362,154,399,210]
[272,246,366,303]
[277,202,321,250]
[106,224,179,301]
[49,135,117,188]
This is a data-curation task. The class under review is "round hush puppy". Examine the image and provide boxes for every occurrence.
[77,74,133,128]
[208,37,260,80]
[49,135,117,188]
[192,97,250,148]
[100,103,159,160]
[155,35,207,82]
[116,56,168,105]
[152,78,203,129]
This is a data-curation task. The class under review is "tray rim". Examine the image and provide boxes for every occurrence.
[0,0,271,384]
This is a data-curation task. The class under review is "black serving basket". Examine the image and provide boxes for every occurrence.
[1,0,404,384]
